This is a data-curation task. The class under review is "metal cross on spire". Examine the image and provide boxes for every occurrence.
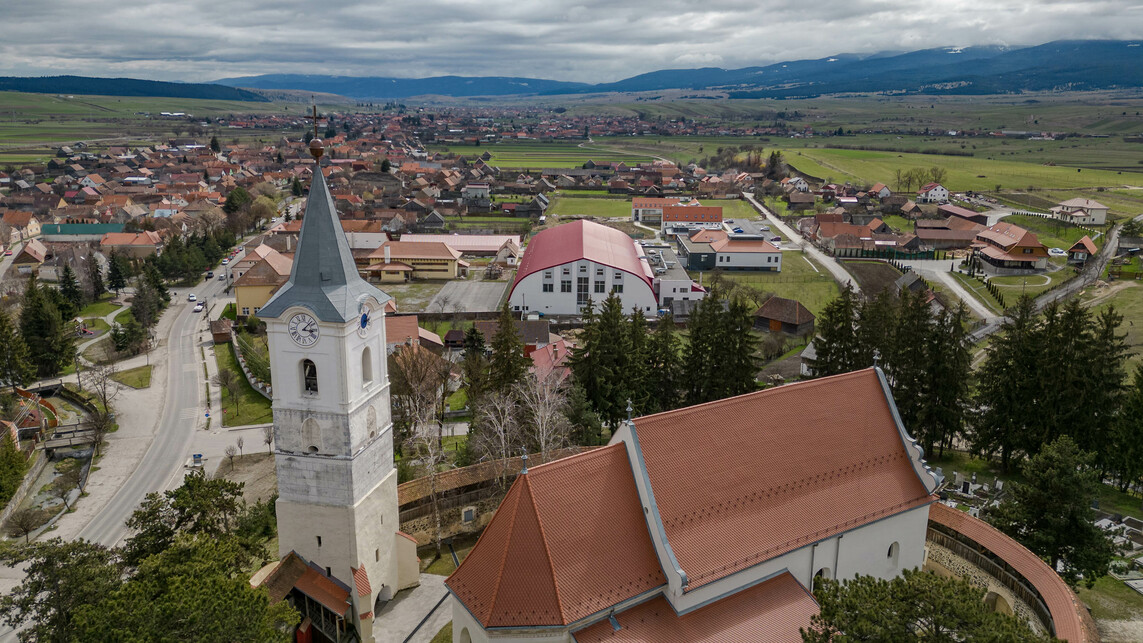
[304,98,324,160]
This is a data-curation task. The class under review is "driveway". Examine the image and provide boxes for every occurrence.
[427,280,508,314]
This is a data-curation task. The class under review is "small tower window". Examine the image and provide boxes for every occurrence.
[362,347,373,385]
[888,541,900,566]
[317,536,322,547]
[302,359,319,394]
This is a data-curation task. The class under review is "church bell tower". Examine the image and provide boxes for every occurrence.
[259,133,404,642]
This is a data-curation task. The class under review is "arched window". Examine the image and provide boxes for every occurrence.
[887,541,899,567]
[813,567,831,593]
[302,359,318,394]
[459,628,472,643]
[302,417,320,453]
[362,347,373,385]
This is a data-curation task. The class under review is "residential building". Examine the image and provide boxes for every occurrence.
[1051,198,1109,226]
[1067,236,1098,265]
[2,211,41,241]
[974,222,1049,271]
[916,183,949,204]
[753,296,815,335]
[508,220,657,316]
[99,230,163,258]
[365,241,468,282]
[11,238,48,275]
[233,251,293,318]
[675,228,780,271]
[383,315,444,353]
[630,197,689,224]
[446,368,942,643]
[660,204,722,232]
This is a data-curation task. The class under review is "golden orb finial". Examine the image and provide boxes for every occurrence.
[309,137,325,159]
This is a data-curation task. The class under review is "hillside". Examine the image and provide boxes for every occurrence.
[213,74,590,99]
[0,76,270,102]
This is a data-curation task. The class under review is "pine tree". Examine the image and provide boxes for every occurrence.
[460,326,490,409]
[291,177,303,197]
[626,308,651,413]
[0,432,28,506]
[107,253,127,294]
[488,303,529,393]
[1082,305,1129,473]
[591,294,633,425]
[0,311,33,393]
[209,135,220,153]
[809,284,860,377]
[683,291,725,405]
[973,295,1040,472]
[645,314,683,413]
[569,298,607,416]
[88,260,105,301]
[719,296,760,398]
[19,278,75,378]
[884,288,932,445]
[59,264,84,313]
[919,302,972,458]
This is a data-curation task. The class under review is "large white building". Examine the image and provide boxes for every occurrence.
[446,368,942,642]
[508,220,658,316]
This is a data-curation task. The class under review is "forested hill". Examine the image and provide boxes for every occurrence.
[0,76,270,102]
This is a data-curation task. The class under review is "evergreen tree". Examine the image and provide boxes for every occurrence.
[972,296,1040,472]
[87,259,105,301]
[1082,305,1129,473]
[986,436,1115,588]
[626,308,651,412]
[854,288,896,368]
[712,296,760,399]
[645,314,683,413]
[0,432,28,507]
[591,294,633,425]
[683,290,725,404]
[809,284,860,377]
[919,302,972,457]
[569,298,607,416]
[19,278,75,378]
[488,303,529,393]
[564,382,603,446]
[884,288,932,446]
[223,186,252,216]
[209,135,220,153]
[291,177,304,197]
[0,311,33,393]
[380,158,392,173]
[460,326,490,408]
[59,264,84,313]
[1110,365,1143,492]
[107,253,128,294]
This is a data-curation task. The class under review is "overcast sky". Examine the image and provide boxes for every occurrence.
[3,1,1143,83]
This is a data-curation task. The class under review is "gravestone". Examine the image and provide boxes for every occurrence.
[961,480,971,495]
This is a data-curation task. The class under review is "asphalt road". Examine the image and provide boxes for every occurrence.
[77,271,230,547]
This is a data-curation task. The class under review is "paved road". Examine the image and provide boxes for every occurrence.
[77,275,228,547]
[743,193,861,293]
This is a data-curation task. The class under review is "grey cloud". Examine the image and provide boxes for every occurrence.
[0,0,1141,83]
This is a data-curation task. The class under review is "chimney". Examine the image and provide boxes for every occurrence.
[383,244,391,264]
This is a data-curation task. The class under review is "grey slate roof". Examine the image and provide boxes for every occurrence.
[259,169,391,323]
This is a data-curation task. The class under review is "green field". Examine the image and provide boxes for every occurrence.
[427,140,652,169]
[692,251,840,316]
[548,195,633,218]
[951,272,1006,315]
[111,365,153,389]
[1085,282,1143,370]
[215,344,273,427]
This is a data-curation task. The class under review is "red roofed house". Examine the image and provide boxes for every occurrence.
[1051,198,1109,226]
[916,182,949,204]
[973,222,1049,271]
[660,204,722,233]
[508,220,657,316]
[630,196,690,225]
[447,368,942,642]
[100,230,163,258]
[1067,235,1098,266]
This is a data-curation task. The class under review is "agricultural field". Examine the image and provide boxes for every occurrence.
[426,140,652,169]
[1083,281,1143,370]
[693,251,840,316]
[841,260,904,296]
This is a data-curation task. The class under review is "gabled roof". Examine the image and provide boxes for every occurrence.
[259,168,391,323]
[975,221,1042,251]
[573,572,817,643]
[511,220,653,297]
[631,368,936,590]
[447,443,666,628]
[754,296,814,324]
[1069,235,1097,255]
[1058,197,1107,211]
[234,252,293,288]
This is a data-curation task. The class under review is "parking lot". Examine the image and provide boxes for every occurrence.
[426,280,509,314]
[723,217,784,242]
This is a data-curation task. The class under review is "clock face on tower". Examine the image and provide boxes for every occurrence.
[288,312,320,347]
[357,301,373,337]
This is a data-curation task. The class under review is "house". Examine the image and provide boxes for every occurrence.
[210,319,233,344]
[2,211,41,241]
[383,315,444,353]
[869,182,891,199]
[937,203,987,226]
[630,197,689,224]
[753,296,815,335]
[781,176,810,192]
[916,183,949,204]
[660,205,722,232]
[443,329,465,350]
[365,241,468,282]
[1051,198,1109,226]
[1067,236,1098,265]
[99,231,163,258]
[233,251,294,318]
[399,234,521,258]
[914,216,983,250]
[973,222,1049,271]
[787,192,816,211]
[508,220,657,316]
[446,368,941,643]
[11,238,49,275]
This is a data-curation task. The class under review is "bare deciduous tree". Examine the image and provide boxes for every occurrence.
[405,412,449,557]
[81,362,121,456]
[473,391,522,489]
[50,464,82,510]
[390,345,452,443]
[263,426,273,454]
[225,445,237,467]
[515,371,571,464]
[8,508,44,543]
[213,368,243,415]
[236,436,244,456]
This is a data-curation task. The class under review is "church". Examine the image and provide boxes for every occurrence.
[251,135,418,643]
[446,368,943,642]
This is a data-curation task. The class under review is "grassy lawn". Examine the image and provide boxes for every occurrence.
[430,623,452,643]
[988,260,1078,299]
[1084,282,1143,370]
[111,365,152,389]
[78,296,121,319]
[446,388,467,412]
[423,537,476,576]
[548,195,633,218]
[950,272,1006,315]
[81,318,110,334]
[113,307,135,325]
[427,140,651,169]
[1076,574,1143,621]
[695,251,840,316]
[214,344,273,427]
[881,214,916,233]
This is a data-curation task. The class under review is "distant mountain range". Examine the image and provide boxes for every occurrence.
[0,75,269,102]
[3,40,1142,103]
[214,40,1143,99]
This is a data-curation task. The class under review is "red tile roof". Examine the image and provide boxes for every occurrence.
[754,296,815,325]
[633,368,935,589]
[662,205,722,223]
[929,503,1095,643]
[294,568,352,617]
[1069,235,1097,255]
[447,444,666,628]
[975,222,1042,252]
[573,572,817,643]
[511,220,653,297]
[352,565,371,597]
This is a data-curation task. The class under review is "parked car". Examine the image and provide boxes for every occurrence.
[1048,247,1067,257]
[206,271,214,279]
[193,303,204,313]
[187,293,197,302]
[221,258,230,265]
[218,274,226,281]
[770,236,782,242]
[733,227,744,234]
[3,250,11,257]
